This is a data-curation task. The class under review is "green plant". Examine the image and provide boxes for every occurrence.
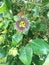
[0,0,49,65]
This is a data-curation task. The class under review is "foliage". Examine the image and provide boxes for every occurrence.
[0,0,49,65]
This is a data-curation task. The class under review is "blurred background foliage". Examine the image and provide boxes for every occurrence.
[0,0,49,65]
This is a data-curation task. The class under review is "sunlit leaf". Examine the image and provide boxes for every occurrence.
[33,6,39,17]
[19,46,33,65]
[43,55,49,65]
[0,2,6,13]
[8,47,18,56]
[12,33,23,47]
[0,35,5,44]
[28,38,49,55]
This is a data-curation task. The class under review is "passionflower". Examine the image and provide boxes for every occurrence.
[15,17,30,32]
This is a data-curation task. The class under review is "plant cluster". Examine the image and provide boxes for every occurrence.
[0,0,49,65]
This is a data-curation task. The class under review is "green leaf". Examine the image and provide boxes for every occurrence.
[28,38,49,55]
[0,35,5,44]
[14,15,19,21]
[0,20,8,29]
[0,2,6,13]
[0,47,6,58]
[42,0,49,5]
[5,0,11,10]
[0,57,7,64]
[0,22,3,29]
[39,23,47,32]
[10,61,16,65]
[34,0,42,3]
[43,55,49,65]
[12,33,23,47]
[8,47,18,56]
[0,13,4,18]
[0,62,8,65]
[3,20,11,29]
[32,55,44,65]
[4,13,13,20]
[19,46,33,65]
[33,6,39,17]
[47,11,49,18]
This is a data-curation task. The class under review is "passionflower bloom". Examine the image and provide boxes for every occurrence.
[15,17,30,32]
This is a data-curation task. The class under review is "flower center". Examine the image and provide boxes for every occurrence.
[19,21,26,28]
